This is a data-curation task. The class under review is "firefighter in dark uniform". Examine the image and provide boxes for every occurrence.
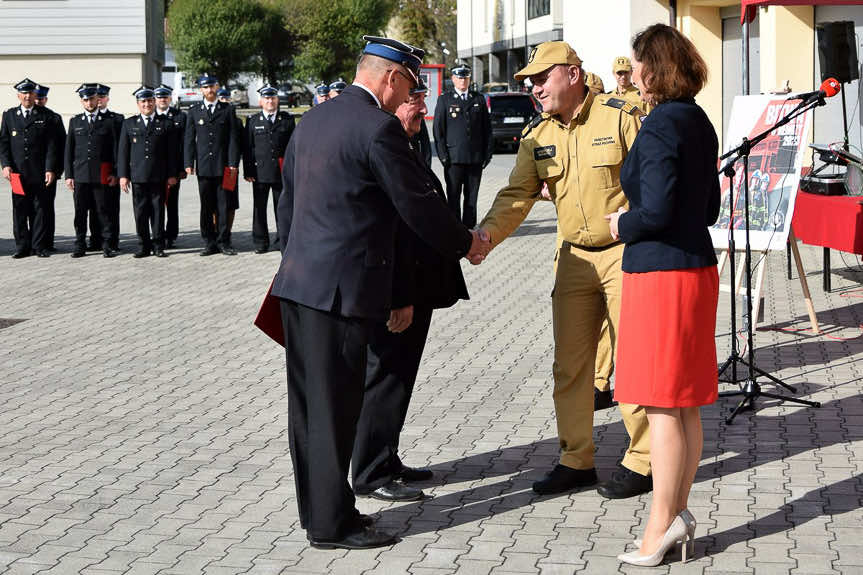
[329,79,346,97]
[97,84,124,252]
[242,84,295,253]
[433,64,493,228]
[313,83,330,105]
[0,78,59,258]
[216,87,241,243]
[117,86,178,258]
[34,83,65,252]
[65,84,120,258]
[184,74,240,256]
[154,84,187,249]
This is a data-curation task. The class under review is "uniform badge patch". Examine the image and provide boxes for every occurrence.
[534,145,556,160]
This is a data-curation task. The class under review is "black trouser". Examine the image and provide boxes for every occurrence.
[197,176,231,249]
[131,182,166,251]
[444,163,483,228]
[45,181,56,248]
[280,299,371,542]
[252,182,281,250]
[165,181,181,242]
[73,183,112,250]
[352,306,434,493]
[11,179,51,252]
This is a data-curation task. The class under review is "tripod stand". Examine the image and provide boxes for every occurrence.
[717,96,822,424]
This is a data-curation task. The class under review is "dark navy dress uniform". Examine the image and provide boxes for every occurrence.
[184,91,240,252]
[155,85,187,247]
[35,84,66,251]
[433,71,493,228]
[272,36,475,547]
[0,79,59,256]
[243,104,295,252]
[118,101,177,254]
[65,86,118,255]
[97,87,124,251]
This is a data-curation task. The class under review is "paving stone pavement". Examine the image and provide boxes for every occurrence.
[0,151,861,575]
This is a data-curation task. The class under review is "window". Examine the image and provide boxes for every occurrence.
[528,0,550,19]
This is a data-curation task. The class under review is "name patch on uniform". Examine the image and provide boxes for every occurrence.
[534,145,556,160]
[592,136,615,146]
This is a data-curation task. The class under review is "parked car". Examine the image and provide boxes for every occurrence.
[228,85,249,107]
[482,82,509,93]
[175,73,203,108]
[485,92,540,151]
[277,83,314,107]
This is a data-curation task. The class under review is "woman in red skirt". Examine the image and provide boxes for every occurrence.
[606,24,720,567]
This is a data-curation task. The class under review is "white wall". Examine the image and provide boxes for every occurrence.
[0,0,147,55]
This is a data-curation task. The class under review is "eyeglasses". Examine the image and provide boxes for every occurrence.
[390,67,416,88]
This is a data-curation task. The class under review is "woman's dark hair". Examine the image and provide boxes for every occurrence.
[631,24,708,104]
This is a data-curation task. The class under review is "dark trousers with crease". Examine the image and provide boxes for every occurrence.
[252,182,281,250]
[11,180,51,252]
[352,306,434,493]
[197,176,230,249]
[165,181,181,242]
[280,299,370,541]
[90,185,121,249]
[45,181,56,248]
[444,163,483,228]
[131,182,165,251]
[73,183,112,250]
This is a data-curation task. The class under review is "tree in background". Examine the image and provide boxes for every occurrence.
[167,0,267,85]
[393,0,456,69]
[256,0,300,85]
[285,0,397,83]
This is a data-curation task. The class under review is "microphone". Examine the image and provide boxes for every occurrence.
[790,78,841,105]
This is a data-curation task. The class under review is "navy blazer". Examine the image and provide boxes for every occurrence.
[617,97,720,273]
[273,85,473,320]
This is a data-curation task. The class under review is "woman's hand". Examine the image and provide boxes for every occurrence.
[605,206,627,241]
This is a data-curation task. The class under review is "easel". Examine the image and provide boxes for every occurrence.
[716,228,820,334]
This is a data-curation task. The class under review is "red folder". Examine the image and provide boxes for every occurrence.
[254,278,285,347]
[100,162,112,185]
[221,167,238,191]
[278,157,284,173]
[10,173,24,196]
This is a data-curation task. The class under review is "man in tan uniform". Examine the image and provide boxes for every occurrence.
[479,42,652,498]
[611,56,650,112]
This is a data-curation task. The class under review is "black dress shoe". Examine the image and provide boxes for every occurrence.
[71,249,86,259]
[220,245,238,256]
[308,526,397,550]
[200,245,220,256]
[36,249,51,258]
[398,465,434,482]
[133,249,151,258]
[532,464,598,495]
[365,480,425,502]
[254,247,268,254]
[154,248,167,258]
[594,388,615,410]
[358,514,374,527]
[103,248,119,258]
[12,249,31,259]
[597,467,653,499]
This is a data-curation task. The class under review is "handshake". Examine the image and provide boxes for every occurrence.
[467,228,492,265]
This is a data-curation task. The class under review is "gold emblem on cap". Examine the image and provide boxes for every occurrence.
[528,47,537,63]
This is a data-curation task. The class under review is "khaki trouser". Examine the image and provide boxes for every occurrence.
[552,242,650,475]
[594,318,613,392]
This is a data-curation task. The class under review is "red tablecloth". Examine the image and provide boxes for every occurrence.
[791,191,863,254]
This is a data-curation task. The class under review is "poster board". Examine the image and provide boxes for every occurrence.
[710,95,812,252]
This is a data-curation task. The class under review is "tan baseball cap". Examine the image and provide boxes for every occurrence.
[613,56,632,73]
[514,41,583,81]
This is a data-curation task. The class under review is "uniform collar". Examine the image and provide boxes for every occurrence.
[454,89,469,98]
[352,81,381,108]
[547,90,595,129]
[20,105,34,115]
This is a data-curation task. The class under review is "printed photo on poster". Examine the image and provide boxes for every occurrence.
[710,94,812,252]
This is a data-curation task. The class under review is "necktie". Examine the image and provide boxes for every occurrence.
[143,116,149,128]
[268,114,274,125]
[88,114,93,124]
[462,93,467,101]
[23,109,29,119]
[208,104,214,115]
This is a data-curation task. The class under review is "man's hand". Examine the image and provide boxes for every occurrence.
[605,206,627,241]
[244,176,255,182]
[466,228,492,265]
[185,167,194,176]
[65,178,74,191]
[107,175,118,187]
[540,182,551,200]
[120,177,131,194]
[2,167,11,181]
[387,305,414,333]
[167,177,178,186]
[45,172,55,186]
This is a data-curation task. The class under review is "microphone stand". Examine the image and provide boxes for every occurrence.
[716,94,823,424]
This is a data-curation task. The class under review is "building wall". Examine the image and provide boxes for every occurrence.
[0,54,147,120]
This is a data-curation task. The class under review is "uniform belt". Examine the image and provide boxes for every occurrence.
[561,240,621,252]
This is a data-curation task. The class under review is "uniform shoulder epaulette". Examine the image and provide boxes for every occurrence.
[521,114,546,137]
[603,97,641,117]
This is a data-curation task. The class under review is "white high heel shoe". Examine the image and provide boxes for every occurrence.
[619,515,691,567]
[634,508,696,552]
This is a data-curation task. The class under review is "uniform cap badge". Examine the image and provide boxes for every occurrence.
[528,46,538,63]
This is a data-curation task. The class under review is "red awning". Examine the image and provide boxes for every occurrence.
[742,0,863,23]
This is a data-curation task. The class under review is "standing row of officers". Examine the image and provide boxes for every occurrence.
[0,76,294,259]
